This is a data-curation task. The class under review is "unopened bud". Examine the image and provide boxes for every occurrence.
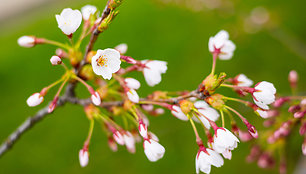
[50,56,62,65]
[18,36,35,48]
[294,110,306,119]
[26,93,44,107]
[115,43,128,54]
[79,149,89,167]
[48,97,58,113]
[288,70,298,89]
[273,97,290,108]
[91,91,101,106]
[108,137,118,152]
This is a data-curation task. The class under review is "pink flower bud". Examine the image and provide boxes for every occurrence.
[50,56,62,65]
[294,110,306,119]
[115,43,128,54]
[113,131,125,145]
[18,36,35,48]
[154,108,165,115]
[48,97,58,113]
[26,93,44,107]
[263,119,275,127]
[244,121,258,138]
[246,145,261,163]
[107,137,118,152]
[239,130,253,142]
[91,91,101,106]
[288,70,298,88]
[273,97,290,108]
[55,48,68,58]
[79,149,89,167]
[120,55,137,64]
[288,105,301,113]
[257,152,275,169]
[299,122,306,135]
[142,104,154,111]
[302,139,306,155]
[138,122,148,138]
[267,110,279,118]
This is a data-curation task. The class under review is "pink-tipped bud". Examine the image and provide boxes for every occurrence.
[48,97,58,113]
[26,93,44,107]
[113,131,125,145]
[142,104,154,111]
[273,97,290,108]
[155,108,165,115]
[267,135,276,144]
[245,122,258,138]
[18,36,35,48]
[294,110,306,119]
[123,131,136,154]
[120,55,137,64]
[125,78,141,90]
[91,91,101,106]
[267,110,280,118]
[138,122,148,138]
[288,70,298,89]
[115,43,128,54]
[50,56,62,65]
[56,48,68,58]
[302,139,306,155]
[79,149,89,167]
[263,119,275,127]
[288,105,301,113]
[107,137,118,152]
[299,122,306,135]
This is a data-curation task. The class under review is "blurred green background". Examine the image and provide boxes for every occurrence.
[0,0,305,173]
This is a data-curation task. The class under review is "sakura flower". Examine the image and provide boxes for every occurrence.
[236,74,253,87]
[55,8,82,35]
[113,131,125,145]
[81,5,97,20]
[17,36,35,48]
[171,105,189,121]
[253,81,276,110]
[138,122,148,138]
[196,148,224,174]
[26,93,44,107]
[144,139,165,162]
[91,91,101,106]
[123,132,136,153]
[208,30,236,60]
[50,55,62,65]
[79,149,89,167]
[213,128,239,157]
[193,101,220,129]
[91,49,121,80]
[115,43,128,54]
[142,60,167,87]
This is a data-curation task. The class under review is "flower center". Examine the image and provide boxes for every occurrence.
[96,55,108,67]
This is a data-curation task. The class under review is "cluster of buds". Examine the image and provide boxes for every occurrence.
[16,1,304,174]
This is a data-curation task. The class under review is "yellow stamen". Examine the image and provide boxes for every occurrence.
[96,55,108,67]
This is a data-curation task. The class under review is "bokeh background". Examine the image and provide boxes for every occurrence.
[0,0,305,173]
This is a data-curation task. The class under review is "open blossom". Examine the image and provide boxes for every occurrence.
[123,132,136,153]
[81,5,97,20]
[50,55,62,65]
[91,91,101,106]
[55,8,82,35]
[196,148,224,174]
[142,60,167,87]
[79,149,89,167]
[213,128,239,159]
[253,81,276,110]
[144,139,165,162]
[91,49,121,80]
[236,74,253,87]
[26,93,44,107]
[115,43,128,54]
[193,101,220,129]
[208,30,236,60]
[18,36,35,48]
[171,105,189,121]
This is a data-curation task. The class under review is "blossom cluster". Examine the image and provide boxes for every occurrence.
[16,1,304,174]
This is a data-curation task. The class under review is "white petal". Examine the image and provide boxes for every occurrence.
[81,5,97,20]
[126,89,139,103]
[125,78,141,90]
[26,93,44,107]
[171,105,189,121]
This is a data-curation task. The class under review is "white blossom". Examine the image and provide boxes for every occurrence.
[91,49,121,80]
[91,91,101,106]
[115,43,128,54]
[171,105,189,121]
[113,131,125,145]
[142,60,167,87]
[139,123,148,138]
[26,93,44,107]
[196,148,224,174]
[256,109,268,118]
[79,149,89,167]
[236,74,253,87]
[125,78,140,90]
[253,81,276,110]
[213,128,239,155]
[124,131,136,153]
[17,36,35,48]
[55,8,82,35]
[50,56,62,65]
[81,5,97,20]
[193,101,219,129]
[144,139,165,162]
[208,30,236,60]
[126,89,139,103]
